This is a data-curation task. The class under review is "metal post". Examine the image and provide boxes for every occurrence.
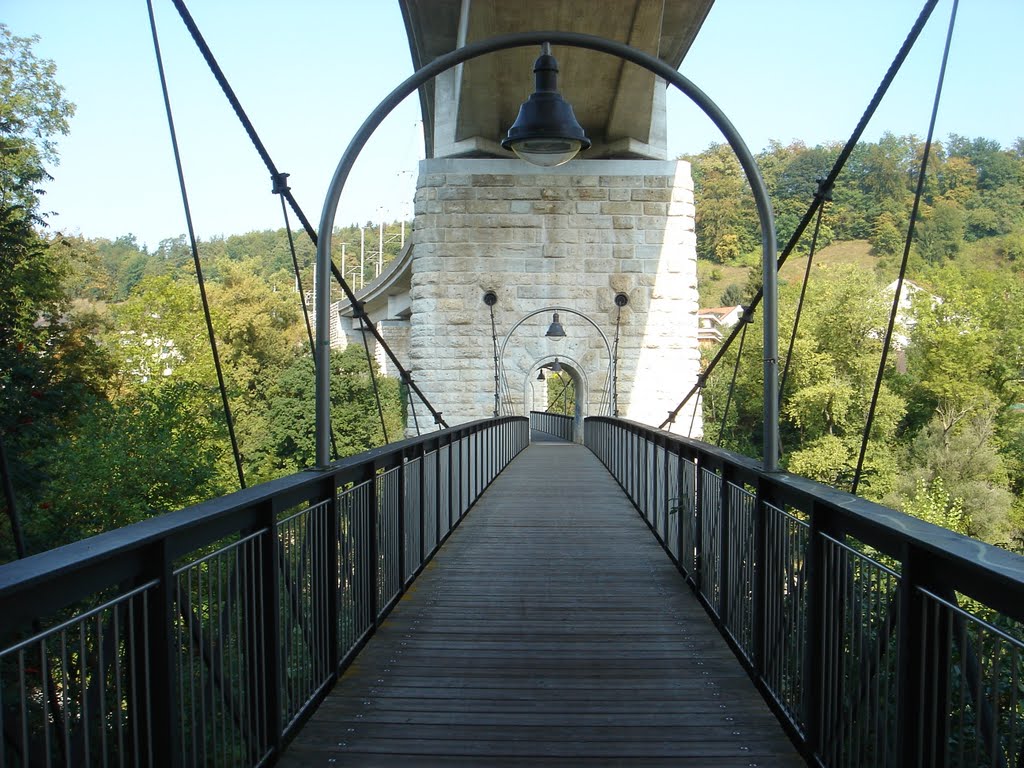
[144,541,180,768]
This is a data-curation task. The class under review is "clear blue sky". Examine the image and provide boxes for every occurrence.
[6,0,1022,250]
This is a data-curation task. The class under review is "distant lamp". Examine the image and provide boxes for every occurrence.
[545,312,566,339]
[550,358,562,374]
[501,43,591,167]
[537,369,545,381]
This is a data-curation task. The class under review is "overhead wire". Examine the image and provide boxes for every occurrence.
[658,0,940,432]
[147,0,246,490]
[852,0,960,494]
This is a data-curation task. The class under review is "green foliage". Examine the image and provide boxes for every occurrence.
[0,24,75,216]
[545,371,576,416]
[898,477,969,535]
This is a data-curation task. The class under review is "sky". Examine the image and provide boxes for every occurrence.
[5,0,1023,251]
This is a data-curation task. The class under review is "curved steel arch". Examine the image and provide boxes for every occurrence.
[316,30,778,471]
[498,305,613,418]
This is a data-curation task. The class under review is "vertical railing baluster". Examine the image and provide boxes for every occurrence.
[693,451,705,596]
[259,499,283,755]
[324,475,340,678]
[804,500,830,760]
[752,477,770,683]
[145,540,180,768]
[396,454,407,591]
[718,465,732,624]
[418,442,427,570]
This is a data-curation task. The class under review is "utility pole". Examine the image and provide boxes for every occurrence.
[378,216,384,277]
[359,227,365,289]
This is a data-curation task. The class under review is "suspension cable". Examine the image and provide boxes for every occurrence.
[852,0,959,494]
[166,0,448,429]
[358,316,390,445]
[779,184,831,411]
[486,295,501,417]
[147,0,245,489]
[405,373,422,437]
[659,0,940,431]
[612,303,623,417]
[717,310,749,447]
[687,382,702,438]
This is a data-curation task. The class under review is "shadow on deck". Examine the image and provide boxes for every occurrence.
[279,443,803,766]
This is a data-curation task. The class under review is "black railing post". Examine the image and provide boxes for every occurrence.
[804,500,827,759]
[324,474,340,675]
[259,498,283,755]
[397,452,407,590]
[693,451,705,595]
[661,438,670,544]
[675,445,686,574]
[718,463,732,623]
[435,434,443,550]
[898,546,950,768]
[752,476,771,679]
[144,539,180,768]
[367,463,380,627]
[418,442,427,568]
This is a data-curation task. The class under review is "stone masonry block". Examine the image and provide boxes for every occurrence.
[570,188,608,201]
[631,188,672,202]
[600,175,644,187]
[600,202,644,215]
[540,214,569,229]
[540,188,566,201]
[531,201,573,215]
[471,174,517,186]
[438,187,474,201]
[579,229,614,244]
[467,200,511,214]
[575,201,600,214]
[608,188,630,202]
[545,229,579,244]
[478,187,541,200]
[612,216,635,230]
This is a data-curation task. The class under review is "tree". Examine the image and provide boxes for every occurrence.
[0,24,75,216]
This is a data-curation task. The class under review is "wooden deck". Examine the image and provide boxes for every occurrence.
[279,441,805,767]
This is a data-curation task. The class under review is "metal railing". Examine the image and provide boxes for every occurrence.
[529,410,575,442]
[586,416,1024,768]
[0,416,528,767]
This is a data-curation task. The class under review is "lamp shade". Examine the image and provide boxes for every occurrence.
[550,359,562,374]
[502,44,590,167]
[537,369,545,381]
[545,312,566,338]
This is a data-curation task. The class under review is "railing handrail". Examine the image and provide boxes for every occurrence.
[586,415,1024,622]
[0,415,524,625]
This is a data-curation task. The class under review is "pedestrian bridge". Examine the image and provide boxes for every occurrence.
[1,415,1021,766]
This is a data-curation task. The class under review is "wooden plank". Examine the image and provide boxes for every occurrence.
[278,443,805,767]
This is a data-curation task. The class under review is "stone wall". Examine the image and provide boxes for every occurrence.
[407,157,702,435]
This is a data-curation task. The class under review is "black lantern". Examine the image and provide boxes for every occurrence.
[502,43,591,167]
[545,312,566,338]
